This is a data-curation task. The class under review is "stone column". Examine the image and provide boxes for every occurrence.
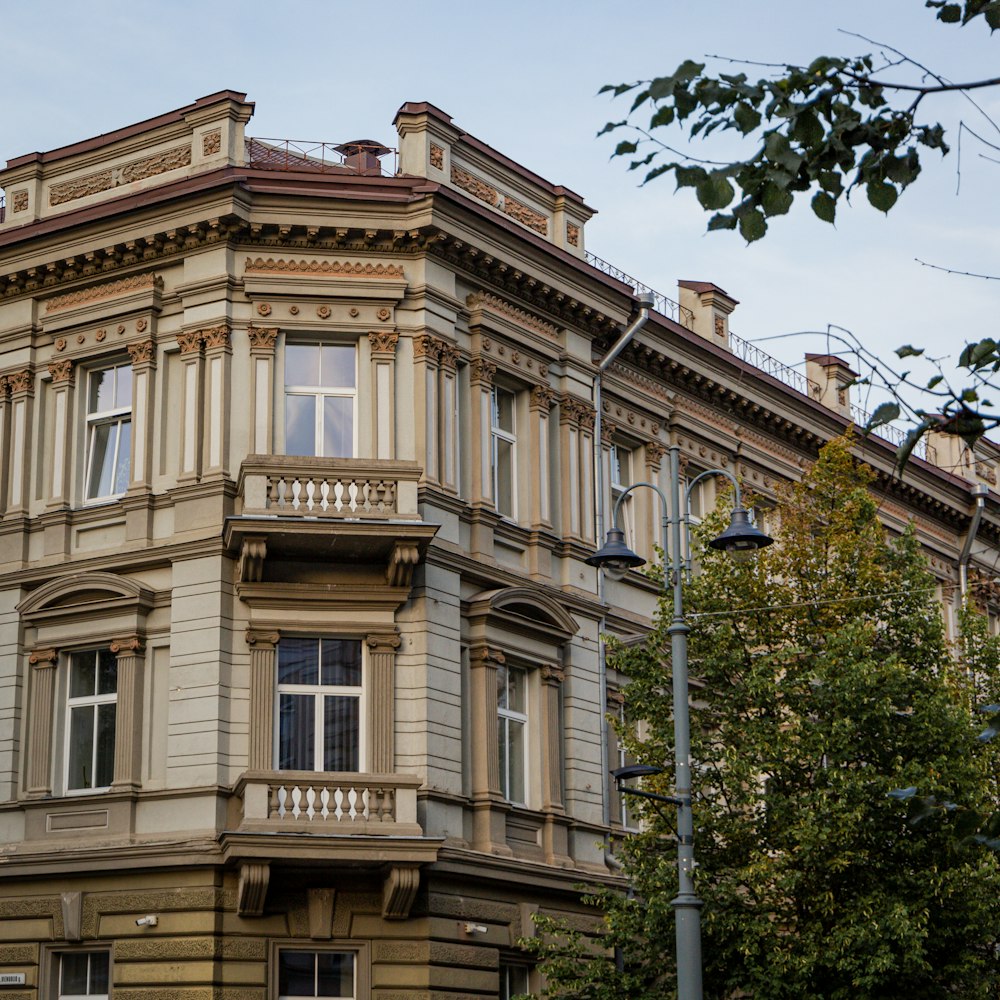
[6,368,34,514]
[202,325,232,475]
[0,376,10,517]
[438,344,460,492]
[127,339,156,490]
[578,405,595,543]
[539,663,565,812]
[366,632,401,773]
[25,647,58,798]
[110,635,145,791]
[248,326,278,455]
[469,644,510,855]
[46,359,75,507]
[176,330,204,480]
[368,332,398,461]
[247,629,280,771]
[558,396,585,540]
[412,336,441,485]
[469,359,497,506]
[528,386,555,529]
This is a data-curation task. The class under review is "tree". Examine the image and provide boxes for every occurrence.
[598,1,1000,454]
[525,438,1000,999]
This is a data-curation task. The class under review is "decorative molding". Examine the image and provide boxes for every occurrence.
[530,385,557,412]
[609,361,673,403]
[201,324,232,350]
[471,645,506,669]
[412,334,442,362]
[307,888,336,940]
[566,222,580,247]
[317,305,332,319]
[12,189,28,213]
[429,143,444,169]
[478,334,549,380]
[49,144,192,206]
[28,647,57,668]
[602,399,661,438]
[714,315,725,339]
[469,358,496,387]
[382,865,420,920]
[61,891,83,942]
[244,257,405,279]
[366,632,402,654]
[466,290,558,342]
[44,273,161,314]
[47,359,74,385]
[386,541,420,588]
[176,330,203,354]
[127,339,156,366]
[368,331,398,355]
[245,627,281,648]
[439,343,460,370]
[237,861,270,917]
[451,165,499,206]
[503,194,548,235]
[645,441,667,468]
[541,663,566,684]
[247,325,279,351]
[256,302,272,317]
[7,368,33,394]
[202,130,222,156]
[377,307,391,322]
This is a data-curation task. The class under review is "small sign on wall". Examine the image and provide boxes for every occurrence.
[0,973,26,985]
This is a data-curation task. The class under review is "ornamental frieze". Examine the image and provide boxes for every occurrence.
[49,144,192,206]
[466,291,558,342]
[601,399,661,438]
[244,257,405,279]
[45,273,162,314]
[478,334,548,380]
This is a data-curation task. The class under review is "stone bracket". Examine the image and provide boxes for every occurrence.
[382,864,420,920]
[237,860,270,916]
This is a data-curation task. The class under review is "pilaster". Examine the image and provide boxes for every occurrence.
[202,324,232,476]
[176,330,204,480]
[248,326,278,454]
[25,646,57,798]
[366,631,401,773]
[246,629,280,771]
[46,359,75,507]
[110,634,145,791]
[127,339,156,490]
[368,331,398,461]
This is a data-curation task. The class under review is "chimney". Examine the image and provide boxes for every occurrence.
[677,280,737,346]
[335,140,391,176]
[805,354,857,418]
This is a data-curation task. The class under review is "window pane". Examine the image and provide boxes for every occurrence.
[87,423,115,498]
[286,344,321,388]
[324,696,359,772]
[316,952,354,997]
[322,396,353,458]
[279,694,314,770]
[321,345,356,387]
[71,654,96,699]
[507,667,525,713]
[89,953,110,994]
[113,419,132,494]
[95,703,116,787]
[495,438,514,516]
[115,365,132,408]
[501,966,530,1000]
[321,640,361,687]
[97,650,117,695]
[507,718,525,803]
[60,953,90,995]
[498,718,508,797]
[89,369,115,414]
[68,707,95,790]
[493,388,515,433]
[496,663,508,711]
[278,639,320,685]
[279,950,316,996]
[285,395,317,456]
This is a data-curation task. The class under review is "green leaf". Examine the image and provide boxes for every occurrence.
[867,180,899,213]
[707,212,738,231]
[811,191,837,223]
[647,75,676,101]
[738,207,767,242]
[733,102,762,135]
[649,105,675,128]
[927,375,944,389]
[674,60,706,84]
[696,173,735,210]
[674,165,708,189]
[938,2,963,20]
[866,401,901,431]
[761,183,794,216]
[614,140,639,157]
[896,345,925,359]
[790,109,824,146]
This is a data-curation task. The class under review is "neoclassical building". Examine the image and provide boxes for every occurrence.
[0,92,995,1000]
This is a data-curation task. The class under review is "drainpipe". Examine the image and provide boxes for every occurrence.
[959,482,990,599]
[594,292,655,828]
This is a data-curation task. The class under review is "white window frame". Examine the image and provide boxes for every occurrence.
[491,385,517,519]
[55,949,111,1000]
[499,963,532,1000]
[63,649,117,795]
[274,638,365,773]
[273,944,365,1000]
[283,341,358,458]
[84,363,132,501]
[609,442,635,547]
[497,662,528,805]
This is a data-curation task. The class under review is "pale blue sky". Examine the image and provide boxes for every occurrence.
[3,1,997,414]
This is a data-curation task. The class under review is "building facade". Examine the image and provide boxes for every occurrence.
[0,92,996,1000]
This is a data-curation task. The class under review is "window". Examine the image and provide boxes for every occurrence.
[491,386,517,518]
[85,364,131,499]
[57,951,109,999]
[278,951,355,1000]
[499,964,530,1000]
[609,443,634,545]
[611,699,638,831]
[284,342,356,457]
[66,649,117,792]
[497,662,527,804]
[276,638,363,772]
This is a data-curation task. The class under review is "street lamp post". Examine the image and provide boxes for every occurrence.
[587,442,772,1000]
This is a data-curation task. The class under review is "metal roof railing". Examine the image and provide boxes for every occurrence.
[851,403,930,460]
[244,138,398,177]
[584,251,694,328]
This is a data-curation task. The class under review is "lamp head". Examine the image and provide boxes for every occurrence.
[708,507,773,562]
[585,528,646,581]
[611,763,663,784]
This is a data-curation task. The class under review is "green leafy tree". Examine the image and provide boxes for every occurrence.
[525,438,1000,999]
[599,1,1000,454]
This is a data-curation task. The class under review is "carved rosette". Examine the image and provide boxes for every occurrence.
[247,325,279,353]
[429,143,444,169]
[529,385,556,413]
[368,331,399,356]
[470,358,496,387]
[47,359,74,385]
[127,339,156,368]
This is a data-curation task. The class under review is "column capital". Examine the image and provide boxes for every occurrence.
[645,440,667,470]
[412,334,442,362]
[48,359,75,385]
[540,663,566,686]
[246,628,281,649]
[110,634,145,656]
[176,330,203,354]
[7,367,34,396]
[470,358,496,387]
[529,385,556,413]
[366,632,402,654]
[471,644,505,669]
[247,324,279,353]
[438,343,461,371]
[29,647,58,668]
[368,330,399,356]
[127,339,156,369]
[201,324,232,352]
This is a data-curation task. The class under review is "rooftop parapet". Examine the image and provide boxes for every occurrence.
[393,101,595,258]
[0,90,255,230]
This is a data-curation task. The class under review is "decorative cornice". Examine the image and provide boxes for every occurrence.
[451,165,499,207]
[478,335,549,381]
[47,359,74,385]
[368,331,399,355]
[44,273,161,314]
[244,257,405,279]
[601,399,661,439]
[467,291,559,342]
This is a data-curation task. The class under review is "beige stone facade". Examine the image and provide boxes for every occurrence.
[0,91,996,999]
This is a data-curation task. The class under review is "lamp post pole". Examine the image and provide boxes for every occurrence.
[589,442,772,1000]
